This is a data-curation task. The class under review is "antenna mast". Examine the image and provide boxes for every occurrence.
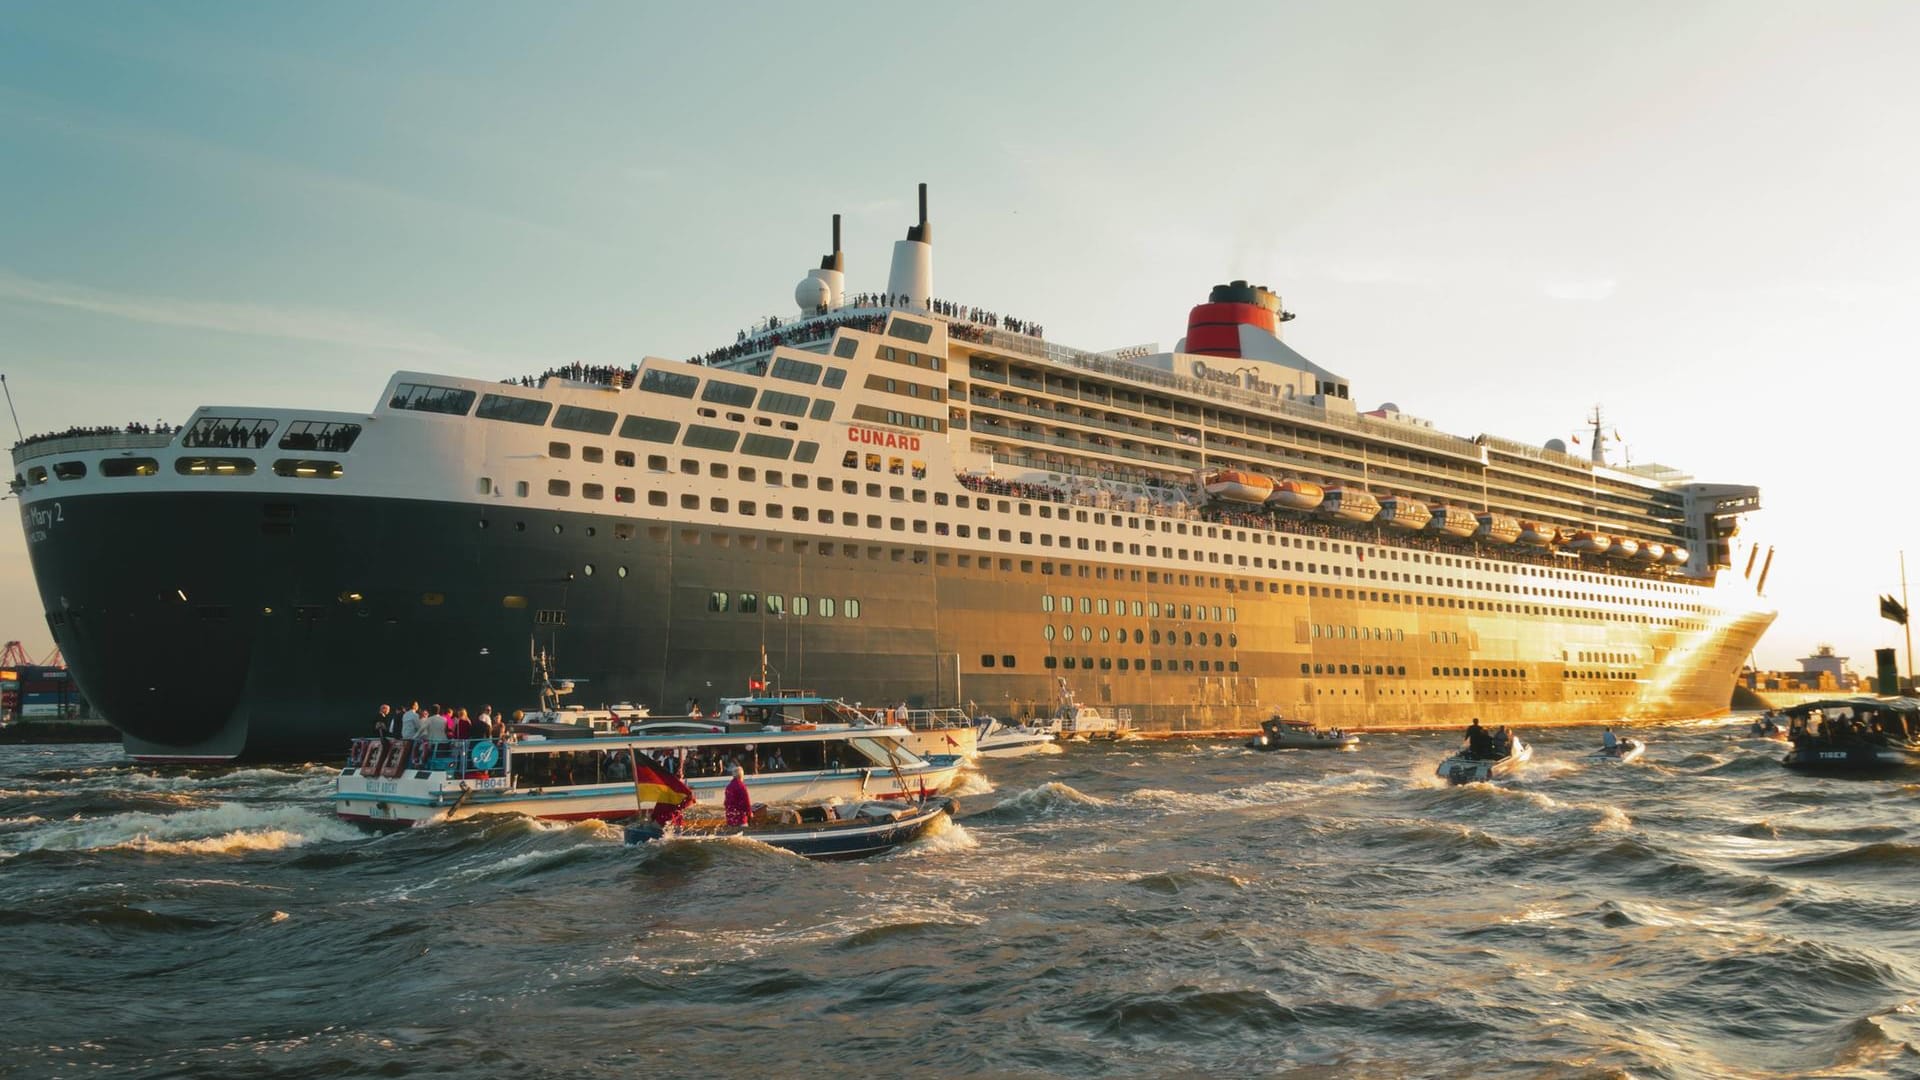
[0,374,22,442]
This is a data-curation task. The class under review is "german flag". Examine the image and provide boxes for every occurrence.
[633,762,695,807]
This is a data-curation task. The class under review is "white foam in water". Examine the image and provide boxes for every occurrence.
[887,816,978,858]
[945,770,997,797]
[19,802,363,855]
[993,781,1110,812]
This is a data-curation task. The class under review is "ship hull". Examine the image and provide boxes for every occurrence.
[24,490,1774,760]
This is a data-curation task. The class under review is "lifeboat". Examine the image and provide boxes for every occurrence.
[1635,542,1665,563]
[1566,531,1612,555]
[1425,505,1478,538]
[1318,487,1381,523]
[1377,496,1433,531]
[1203,469,1275,504]
[1266,478,1324,511]
[1662,545,1690,565]
[1606,537,1640,560]
[1475,513,1522,544]
[1517,521,1555,546]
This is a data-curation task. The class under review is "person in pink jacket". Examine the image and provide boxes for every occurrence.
[724,765,754,826]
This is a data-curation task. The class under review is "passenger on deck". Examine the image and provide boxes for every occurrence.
[1465,718,1492,760]
[374,704,392,737]
[1602,726,1619,752]
[450,708,472,741]
[725,765,753,826]
[421,706,450,743]
[1493,726,1513,757]
[400,702,422,741]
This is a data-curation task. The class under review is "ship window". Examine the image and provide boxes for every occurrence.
[389,383,476,416]
[549,479,571,496]
[681,494,698,509]
[51,460,86,480]
[887,318,933,344]
[553,405,618,435]
[548,441,572,459]
[175,456,256,476]
[620,416,681,443]
[684,425,740,452]
[516,481,530,497]
[742,434,794,460]
[819,597,835,617]
[502,595,528,609]
[701,379,756,407]
[710,497,728,512]
[809,399,835,422]
[793,596,809,616]
[846,599,861,618]
[476,393,553,426]
[981,654,996,668]
[26,466,48,485]
[1045,656,1058,669]
[648,491,666,506]
[273,459,343,479]
[758,389,809,416]
[709,591,728,612]
[771,356,823,384]
[278,420,361,452]
[738,593,757,613]
[1003,655,1015,668]
[582,446,605,464]
[823,368,848,389]
[101,457,159,477]
[639,369,699,398]
[583,483,604,500]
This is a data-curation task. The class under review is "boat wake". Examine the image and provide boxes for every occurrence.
[11,801,362,857]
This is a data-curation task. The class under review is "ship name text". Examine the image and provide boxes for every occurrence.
[847,426,921,452]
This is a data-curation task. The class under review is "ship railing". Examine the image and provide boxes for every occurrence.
[900,707,978,732]
[347,736,519,781]
[11,431,177,464]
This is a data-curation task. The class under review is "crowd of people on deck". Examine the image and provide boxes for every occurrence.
[1460,718,1518,760]
[183,422,271,449]
[14,420,177,450]
[1786,707,1917,748]
[691,313,886,367]
[504,363,640,390]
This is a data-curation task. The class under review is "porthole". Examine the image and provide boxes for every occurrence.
[617,566,628,578]
[552,524,563,535]
[477,519,489,529]
[514,522,526,532]
[583,564,595,576]
[586,526,596,537]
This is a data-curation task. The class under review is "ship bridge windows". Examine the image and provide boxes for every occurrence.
[476,393,553,426]
[701,380,757,408]
[758,389,809,416]
[175,456,256,476]
[553,405,617,435]
[279,421,361,452]
[772,356,824,384]
[390,383,476,416]
[100,457,159,477]
[273,459,343,479]
[184,417,277,449]
[742,434,794,460]
[640,369,699,398]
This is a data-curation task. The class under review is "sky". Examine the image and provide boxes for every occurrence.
[3,2,1918,677]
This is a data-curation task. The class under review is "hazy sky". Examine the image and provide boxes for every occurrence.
[4,2,1918,676]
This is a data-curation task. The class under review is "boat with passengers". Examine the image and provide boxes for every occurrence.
[1779,696,1920,775]
[332,715,961,827]
[1247,713,1359,751]
[722,692,978,761]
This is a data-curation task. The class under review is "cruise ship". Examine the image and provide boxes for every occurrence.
[10,185,1776,760]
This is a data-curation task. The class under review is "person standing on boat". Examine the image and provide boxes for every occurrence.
[421,706,450,743]
[1465,718,1492,760]
[400,702,422,741]
[725,765,754,826]
[374,704,392,737]
[1602,726,1619,753]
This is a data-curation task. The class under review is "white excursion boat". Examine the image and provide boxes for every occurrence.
[973,717,1057,758]
[719,693,979,762]
[1436,735,1533,784]
[332,721,961,827]
[1038,684,1134,740]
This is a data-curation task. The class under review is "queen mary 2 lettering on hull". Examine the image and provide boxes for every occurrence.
[10,184,1774,761]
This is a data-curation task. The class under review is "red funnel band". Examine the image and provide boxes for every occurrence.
[1186,301,1277,357]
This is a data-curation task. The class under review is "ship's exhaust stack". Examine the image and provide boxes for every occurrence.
[795,212,846,315]
[1180,280,1285,358]
[887,182,933,311]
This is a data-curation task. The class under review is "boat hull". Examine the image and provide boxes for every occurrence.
[623,797,955,860]
[1436,740,1533,784]
[1780,743,1920,775]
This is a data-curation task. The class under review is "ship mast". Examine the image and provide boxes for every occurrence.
[1587,405,1607,467]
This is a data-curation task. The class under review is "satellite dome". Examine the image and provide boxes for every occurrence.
[794,276,831,312]
[1545,438,1568,454]
[1378,402,1400,413]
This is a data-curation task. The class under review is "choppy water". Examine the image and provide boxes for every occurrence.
[4,720,1919,1079]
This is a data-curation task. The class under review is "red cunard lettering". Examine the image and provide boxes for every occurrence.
[846,427,920,452]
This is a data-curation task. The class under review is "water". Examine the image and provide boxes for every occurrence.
[4,721,1918,1078]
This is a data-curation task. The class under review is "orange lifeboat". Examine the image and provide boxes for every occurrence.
[1606,537,1641,560]
[1318,487,1381,523]
[1635,542,1665,563]
[1425,505,1478,538]
[1662,545,1690,565]
[1378,496,1432,530]
[1203,469,1275,504]
[1566,531,1611,555]
[1475,513,1521,544]
[1266,478,1324,511]
[1517,521,1555,546]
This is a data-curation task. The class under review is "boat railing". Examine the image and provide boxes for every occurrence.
[900,707,976,732]
[11,430,177,464]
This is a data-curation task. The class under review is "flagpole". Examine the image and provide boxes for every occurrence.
[1903,550,1913,692]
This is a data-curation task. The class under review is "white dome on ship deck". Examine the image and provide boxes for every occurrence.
[795,276,831,312]
[1545,438,1568,454]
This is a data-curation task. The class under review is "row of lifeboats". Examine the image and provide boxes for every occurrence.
[1201,470,1689,564]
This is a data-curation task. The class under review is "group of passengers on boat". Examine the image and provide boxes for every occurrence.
[1460,718,1519,760]
[1786,708,1917,749]
[13,420,178,450]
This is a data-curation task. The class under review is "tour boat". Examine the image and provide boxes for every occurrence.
[1247,714,1359,751]
[623,796,955,860]
[1779,697,1920,775]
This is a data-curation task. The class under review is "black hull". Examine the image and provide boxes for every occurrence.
[25,491,1770,761]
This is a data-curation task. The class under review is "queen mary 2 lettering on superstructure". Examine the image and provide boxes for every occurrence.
[10,183,1775,761]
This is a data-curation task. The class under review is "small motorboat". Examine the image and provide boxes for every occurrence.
[1436,736,1532,785]
[1590,738,1646,764]
[1779,697,1920,776]
[623,797,956,860]
[1247,715,1359,751]
[1749,714,1788,740]
[974,717,1056,758]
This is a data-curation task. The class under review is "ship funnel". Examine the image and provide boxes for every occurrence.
[1182,280,1283,358]
[887,182,933,311]
[796,211,847,315]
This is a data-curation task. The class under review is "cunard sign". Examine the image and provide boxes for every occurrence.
[847,426,921,452]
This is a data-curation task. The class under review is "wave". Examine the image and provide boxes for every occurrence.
[12,802,363,856]
[969,782,1111,822]
[944,770,997,798]
[1128,867,1249,894]
[1771,841,1920,875]
[885,817,978,858]
[1059,986,1300,1041]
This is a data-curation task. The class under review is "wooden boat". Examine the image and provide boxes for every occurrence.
[623,797,955,860]
[1377,496,1433,531]
[1266,478,1324,511]
[1204,469,1275,504]
[1425,505,1478,538]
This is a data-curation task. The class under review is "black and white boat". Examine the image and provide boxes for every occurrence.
[1779,697,1920,775]
[1247,714,1358,751]
[623,796,955,860]
[1589,737,1645,764]
[973,717,1056,758]
[1436,735,1532,784]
